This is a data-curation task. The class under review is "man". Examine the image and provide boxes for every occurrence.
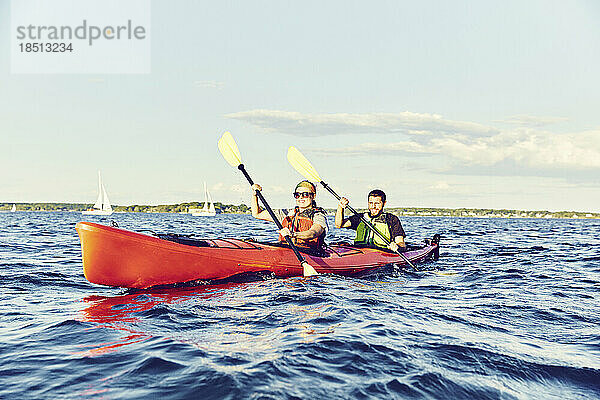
[335,189,405,252]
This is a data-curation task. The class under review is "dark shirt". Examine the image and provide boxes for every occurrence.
[347,212,405,238]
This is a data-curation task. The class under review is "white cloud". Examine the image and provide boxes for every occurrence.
[211,183,288,195]
[228,184,248,194]
[430,129,600,169]
[194,80,225,89]
[312,128,600,172]
[226,109,497,137]
[264,185,288,194]
[312,141,432,156]
[227,109,599,173]
[495,115,569,127]
[204,183,248,195]
[429,182,451,190]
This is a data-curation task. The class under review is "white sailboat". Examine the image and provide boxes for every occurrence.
[11,204,16,212]
[83,171,113,216]
[191,182,216,216]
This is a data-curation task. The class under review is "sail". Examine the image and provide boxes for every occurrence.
[83,170,113,215]
[101,183,112,212]
[11,204,16,212]
[207,185,215,213]
[191,182,216,216]
[202,182,210,211]
[93,171,103,210]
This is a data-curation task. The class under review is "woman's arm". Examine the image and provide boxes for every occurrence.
[250,184,274,222]
[293,223,325,240]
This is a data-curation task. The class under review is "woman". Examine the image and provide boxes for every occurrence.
[251,180,328,252]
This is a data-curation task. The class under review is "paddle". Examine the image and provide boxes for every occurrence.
[287,146,418,270]
[218,132,319,277]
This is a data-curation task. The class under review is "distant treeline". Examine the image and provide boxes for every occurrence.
[0,203,597,219]
[117,202,250,214]
[0,202,250,214]
[0,202,89,212]
[384,207,600,219]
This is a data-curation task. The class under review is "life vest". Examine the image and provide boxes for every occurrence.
[279,207,326,249]
[354,212,392,249]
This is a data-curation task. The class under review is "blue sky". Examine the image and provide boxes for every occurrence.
[1,0,599,211]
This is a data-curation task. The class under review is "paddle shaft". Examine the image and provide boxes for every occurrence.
[238,165,309,266]
[319,181,417,269]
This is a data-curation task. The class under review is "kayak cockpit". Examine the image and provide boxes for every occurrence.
[155,234,263,250]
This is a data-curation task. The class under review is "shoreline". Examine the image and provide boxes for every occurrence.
[1,203,598,219]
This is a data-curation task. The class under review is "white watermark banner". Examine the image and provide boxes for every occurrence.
[10,0,151,74]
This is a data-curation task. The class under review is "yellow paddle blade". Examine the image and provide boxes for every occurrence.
[302,261,319,277]
[218,131,242,167]
[287,146,321,182]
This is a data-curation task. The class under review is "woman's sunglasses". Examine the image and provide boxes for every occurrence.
[293,192,315,199]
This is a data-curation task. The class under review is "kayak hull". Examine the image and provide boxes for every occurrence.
[76,222,439,289]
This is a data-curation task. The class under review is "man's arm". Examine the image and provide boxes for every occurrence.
[394,235,406,248]
[388,214,406,251]
[335,197,353,228]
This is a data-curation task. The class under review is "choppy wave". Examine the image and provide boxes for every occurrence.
[1,212,599,399]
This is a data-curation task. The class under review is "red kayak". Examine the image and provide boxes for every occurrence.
[76,222,440,289]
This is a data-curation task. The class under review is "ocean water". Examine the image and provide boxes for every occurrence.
[0,212,599,399]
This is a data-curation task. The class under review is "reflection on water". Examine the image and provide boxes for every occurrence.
[74,329,152,357]
[77,280,349,356]
[81,285,238,324]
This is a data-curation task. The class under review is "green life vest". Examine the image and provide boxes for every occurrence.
[354,212,392,249]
